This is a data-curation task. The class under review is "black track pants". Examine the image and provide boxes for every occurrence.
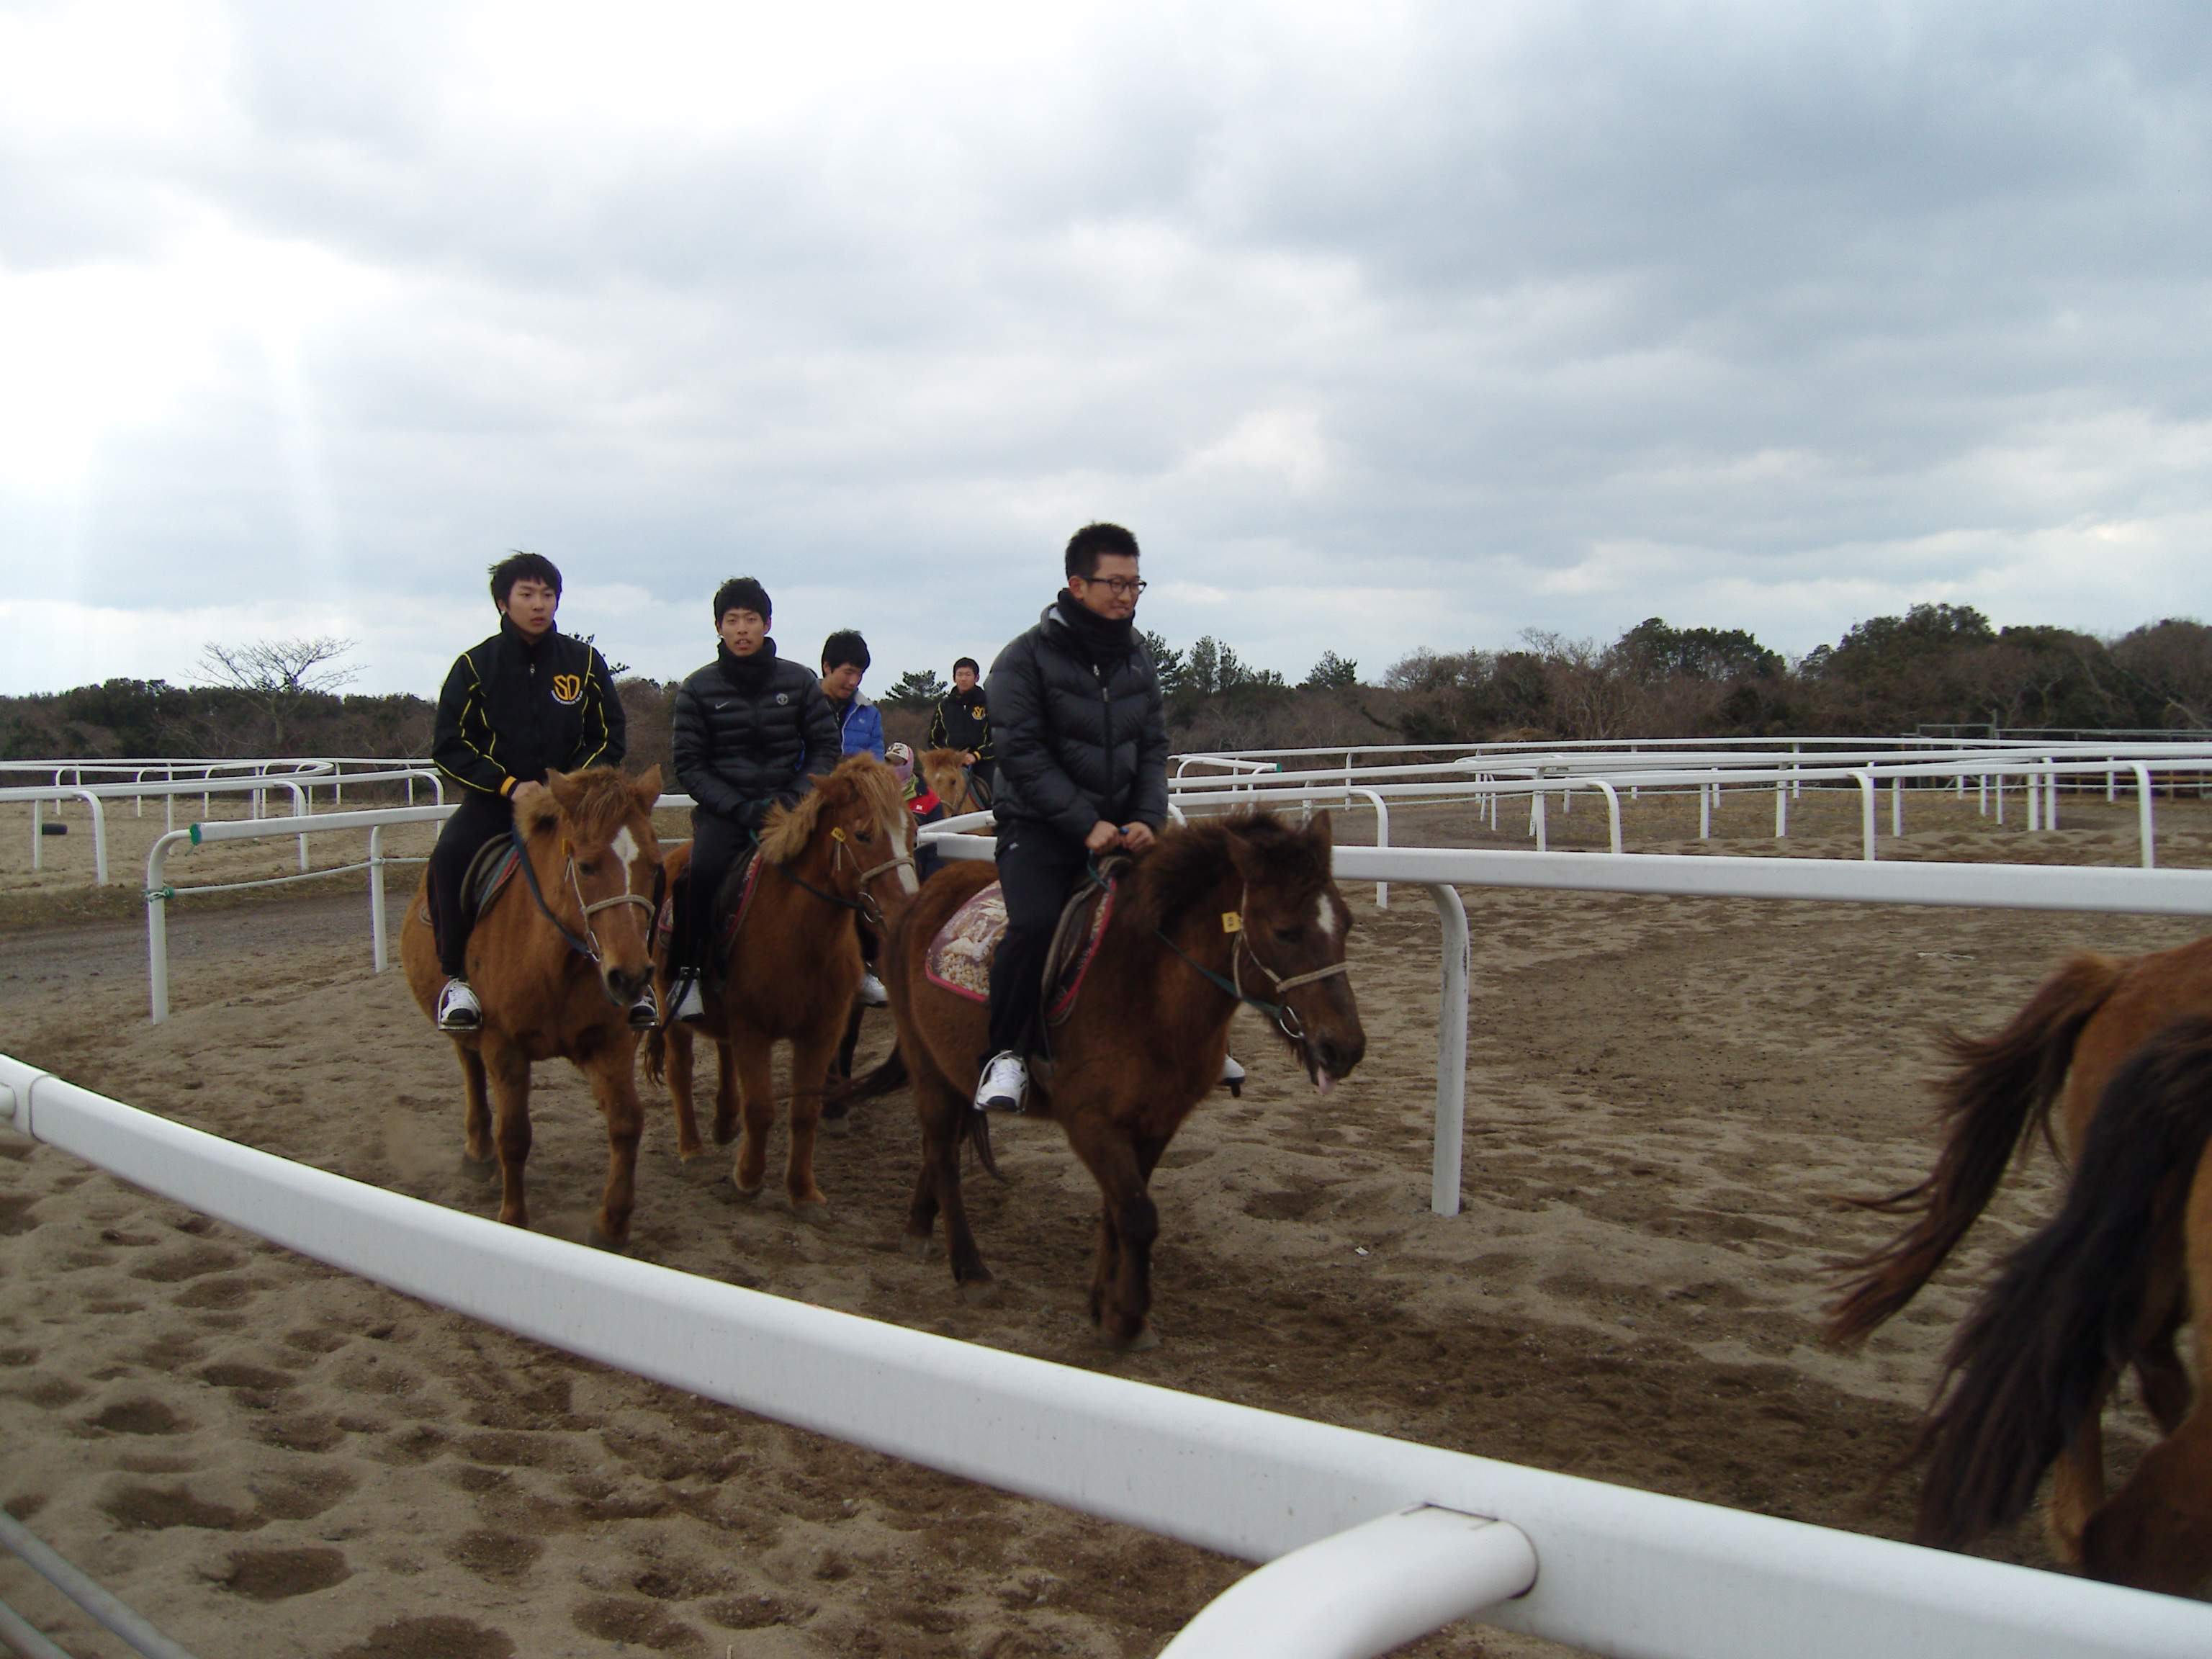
[428,790,517,979]
[984,824,1091,1062]
[682,812,752,976]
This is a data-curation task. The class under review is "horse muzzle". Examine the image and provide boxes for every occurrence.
[1302,1030,1365,1095]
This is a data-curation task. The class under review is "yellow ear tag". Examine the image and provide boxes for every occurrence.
[561,839,573,856]
[1221,912,1242,933]
[832,827,847,842]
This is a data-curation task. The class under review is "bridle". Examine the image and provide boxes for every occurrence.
[1109,857,1348,1043]
[515,824,656,969]
[774,822,914,931]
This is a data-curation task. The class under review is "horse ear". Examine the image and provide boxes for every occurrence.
[631,764,664,806]
[1306,809,1334,849]
[545,768,585,809]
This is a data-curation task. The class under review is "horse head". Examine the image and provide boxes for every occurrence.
[1218,811,1367,1093]
[920,747,984,817]
[760,755,919,927]
[530,765,664,1008]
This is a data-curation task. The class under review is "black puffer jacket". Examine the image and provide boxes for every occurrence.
[986,597,1168,844]
[927,685,994,760]
[433,619,625,797]
[671,641,842,830]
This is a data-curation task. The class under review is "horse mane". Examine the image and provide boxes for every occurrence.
[518,766,644,843]
[758,754,906,866]
[1122,811,1329,932]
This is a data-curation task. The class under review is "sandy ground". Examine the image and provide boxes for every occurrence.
[4,793,2211,1656]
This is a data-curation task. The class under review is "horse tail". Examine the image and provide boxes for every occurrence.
[837,1045,909,1102]
[1826,952,2124,1345]
[642,1024,667,1087]
[1911,1012,2212,1550]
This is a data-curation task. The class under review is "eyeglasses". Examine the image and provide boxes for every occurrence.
[1077,576,1147,596]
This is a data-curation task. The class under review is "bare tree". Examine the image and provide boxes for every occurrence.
[195,637,360,753]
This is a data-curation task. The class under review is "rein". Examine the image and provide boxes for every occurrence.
[772,824,914,930]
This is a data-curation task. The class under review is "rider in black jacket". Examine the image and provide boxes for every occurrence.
[927,658,995,799]
[975,523,1168,1112]
[665,576,842,1020]
[428,551,629,1031]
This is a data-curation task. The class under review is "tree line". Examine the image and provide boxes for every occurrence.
[6,607,2211,772]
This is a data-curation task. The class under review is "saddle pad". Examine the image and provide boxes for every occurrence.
[462,835,523,918]
[924,881,1114,1022]
[651,849,763,957]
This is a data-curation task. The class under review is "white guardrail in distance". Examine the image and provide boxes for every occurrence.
[2,1054,2208,1659]
[926,828,2212,1216]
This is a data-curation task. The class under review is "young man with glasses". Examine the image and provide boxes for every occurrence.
[973,523,1168,1113]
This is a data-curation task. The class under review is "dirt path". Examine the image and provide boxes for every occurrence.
[3,814,2208,1655]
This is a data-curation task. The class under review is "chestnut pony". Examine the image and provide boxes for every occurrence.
[863,809,1365,1350]
[1827,934,2212,1591]
[400,766,664,1246]
[920,747,991,819]
[643,755,916,1215]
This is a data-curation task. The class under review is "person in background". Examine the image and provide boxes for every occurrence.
[927,656,994,799]
[886,742,947,883]
[665,577,840,1022]
[428,550,634,1033]
[820,630,884,761]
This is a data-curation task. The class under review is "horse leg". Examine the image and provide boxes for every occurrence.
[2080,1404,2212,1592]
[729,1033,777,1200]
[2046,1382,2114,1565]
[714,1039,741,1146]
[907,1071,991,1294]
[1065,1115,1158,1351]
[585,1052,645,1248]
[665,1023,704,1161]
[2136,1312,2194,1436]
[480,1034,534,1229]
[454,1039,496,1180]
[783,1027,839,1218]
[819,1003,866,1138]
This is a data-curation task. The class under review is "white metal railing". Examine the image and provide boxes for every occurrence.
[6,769,442,887]
[1,1055,2205,1658]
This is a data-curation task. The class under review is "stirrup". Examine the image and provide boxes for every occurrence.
[436,979,482,1032]
[670,973,706,1022]
[627,987,659,1030]
[974,1051,1028,1115]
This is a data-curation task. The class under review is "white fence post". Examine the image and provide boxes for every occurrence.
[1426,884,1470,1219]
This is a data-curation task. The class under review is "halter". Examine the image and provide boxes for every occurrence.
[515,828,655,968]
[1095,855,1349,1043]
[774,824,915,931]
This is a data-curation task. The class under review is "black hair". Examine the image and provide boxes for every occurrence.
[1065,522,1140,581]
[490,551,563,607]
[714,577,772,626]
[821,629,871,673]
[953,656,980,677]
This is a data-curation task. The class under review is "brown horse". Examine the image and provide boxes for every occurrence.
[643,755,917,1215]
[1827,934,2212,1588]
[400,766,664,1246]
[920,747,991,819]
[866,810,1365,1349]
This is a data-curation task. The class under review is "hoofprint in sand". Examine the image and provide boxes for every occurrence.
[5,801,2210,1655]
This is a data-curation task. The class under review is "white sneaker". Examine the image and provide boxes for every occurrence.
[974,1051,1028,1114]
[856,970,889,1008]
[436,979,482,1031]
[670,974,705,1022]
[1220,1053,1246,1084]
[627,987,659,1030]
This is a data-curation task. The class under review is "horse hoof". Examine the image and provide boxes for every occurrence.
[958,1277,999,1305]
[898,1233,932,1261]
[1097,1324,1158,1353]
[791,1200,833,1228]
[713,1123,739,1147]
[818,1112,850,1138]
[729,1179,763,1202]
[459,1154,498,1184]
[587,1227,631,1254]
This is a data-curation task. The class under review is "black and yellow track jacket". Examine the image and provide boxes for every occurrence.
[432,618,626,798]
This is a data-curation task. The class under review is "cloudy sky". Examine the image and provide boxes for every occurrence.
[3,1,2208,697]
